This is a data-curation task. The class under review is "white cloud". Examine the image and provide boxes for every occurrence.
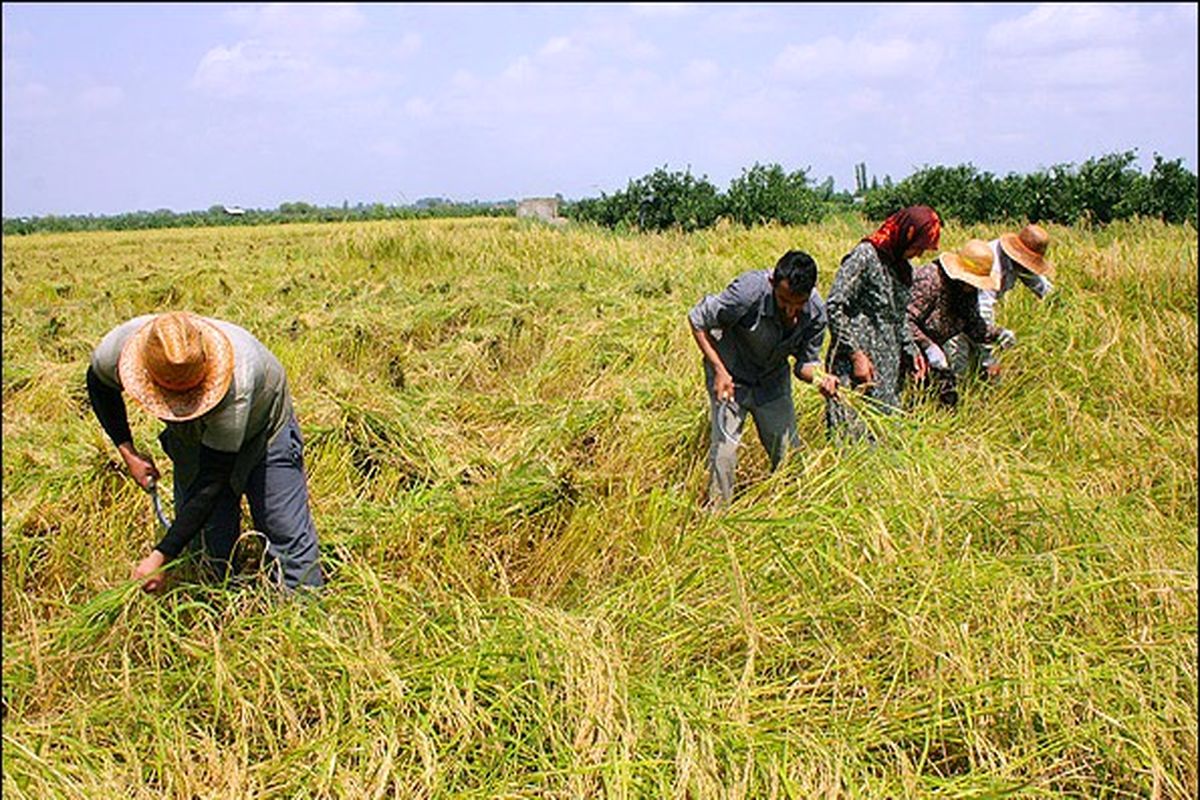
[191,37,392,100]
[774,35,929,81]
[540,36,573,57]
[844,88,884,115]
[700,7,779,36]
[192,41,306,98]
[390,32,422,59]
[368,139,405,158]
[451,69,479,90]
[78,85,124,111]
[584,23,659,61]
[1,23,35,50]
[1025,46,1147,87]
[241,2,365,46]
[501,56,535,83]
[195,3,409,101]
[404,96,433,118]
[985,4,1140,54]
[682,59,718,83]
[2,81,54,120]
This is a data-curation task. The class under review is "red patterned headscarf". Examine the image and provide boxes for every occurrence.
[863,205,942,286]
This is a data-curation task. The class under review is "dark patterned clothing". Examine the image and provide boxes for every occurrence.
[907,261,1001,352]
[907,261,1002,408]
[824,242,919,443]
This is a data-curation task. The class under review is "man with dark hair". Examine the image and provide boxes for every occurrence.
[688,250,837,508]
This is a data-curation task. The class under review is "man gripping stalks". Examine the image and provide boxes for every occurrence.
[87,311,324,592]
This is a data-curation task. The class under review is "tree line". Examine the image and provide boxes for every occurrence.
[2,199,515,236]
[5,150,1194,237]
[564,150,1197,231]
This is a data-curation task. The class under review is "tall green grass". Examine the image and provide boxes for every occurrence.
[3,216,1195,797]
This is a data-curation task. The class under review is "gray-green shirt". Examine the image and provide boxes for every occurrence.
[689,269,827,406]
[90,315,293,492]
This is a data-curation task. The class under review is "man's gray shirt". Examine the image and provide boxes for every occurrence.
[688,269,827,406]
[91,314,294,493]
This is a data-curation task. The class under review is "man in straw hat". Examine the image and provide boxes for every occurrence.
[943,223,1055,382]
[906,239,1014,407]
[86,311,324,592]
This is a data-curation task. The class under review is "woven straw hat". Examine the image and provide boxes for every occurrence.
[939,239,1000,291]
[999,223,1053,277]
[118,312,234,422]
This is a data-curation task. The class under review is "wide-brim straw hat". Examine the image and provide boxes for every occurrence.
[939,238,1000,291]
[999,223,1054,277]
[118,312,234,422]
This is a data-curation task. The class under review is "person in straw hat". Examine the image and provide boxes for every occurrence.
[943,223,1055,382]
[86,311,324,592]
[905,239,1014,408]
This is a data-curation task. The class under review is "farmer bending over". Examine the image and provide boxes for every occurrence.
[688,250,837,509]
[87,312,324,592]
[905,239,1012,408]
[943,223,1055,382]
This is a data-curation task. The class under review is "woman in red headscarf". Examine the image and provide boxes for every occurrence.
[824,205,942,443]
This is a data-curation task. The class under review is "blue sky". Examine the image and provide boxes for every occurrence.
[3,2,1197,217]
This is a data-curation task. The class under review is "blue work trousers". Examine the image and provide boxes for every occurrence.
[164,415,324,590]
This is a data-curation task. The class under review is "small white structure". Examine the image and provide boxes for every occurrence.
[222,205,246,216]
[517,197,566,225]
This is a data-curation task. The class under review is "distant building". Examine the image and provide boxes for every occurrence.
[222,205,246,216]
[517,197,566,225]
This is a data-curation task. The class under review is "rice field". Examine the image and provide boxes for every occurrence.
[2,215,1196,798]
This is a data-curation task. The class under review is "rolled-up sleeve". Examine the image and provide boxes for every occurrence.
[688,273,758,331]
[798,300,827,366]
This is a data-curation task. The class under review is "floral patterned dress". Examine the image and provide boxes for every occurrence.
[907,261,1001,406]
[824,241,919,443]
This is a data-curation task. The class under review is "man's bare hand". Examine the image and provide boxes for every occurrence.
[714,369,735,403]
[132,549,167,593]
[118,443,160,490]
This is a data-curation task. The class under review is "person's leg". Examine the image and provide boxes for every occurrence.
[934,368,959,408]
[707,393,747,508]
[824,356,875,447]
[751,391,798,471]
[245,416,324,590]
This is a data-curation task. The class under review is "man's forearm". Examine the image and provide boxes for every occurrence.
[154,447,237,559]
